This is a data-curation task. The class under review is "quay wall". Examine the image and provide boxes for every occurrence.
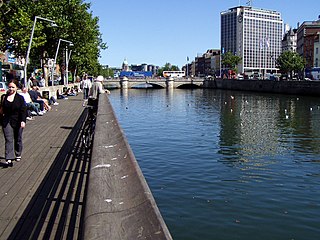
[83,94,172,240]
[204,79,320,96]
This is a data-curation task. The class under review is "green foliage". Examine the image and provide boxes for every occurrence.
[221,52,242,72]
[157,62,180,77]
[276,51,305,79]
[98,66,114,78]
[0,0,107,78]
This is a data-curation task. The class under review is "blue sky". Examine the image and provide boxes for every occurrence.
[87,0,319,68]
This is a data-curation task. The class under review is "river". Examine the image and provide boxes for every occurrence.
[108,88,320,240]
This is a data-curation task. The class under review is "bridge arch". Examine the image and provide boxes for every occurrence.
[103,82,120,89]
[175,83,202,88]
[148,82,166,88]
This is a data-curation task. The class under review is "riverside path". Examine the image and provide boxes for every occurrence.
[0,93,87,239]
[0,92,172,240]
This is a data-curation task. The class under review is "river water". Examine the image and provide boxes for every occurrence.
[108,88,320,240]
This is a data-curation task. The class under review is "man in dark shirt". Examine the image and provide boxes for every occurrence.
[28,87,45,111]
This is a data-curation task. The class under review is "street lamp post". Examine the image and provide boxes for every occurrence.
[52,38,73,86]
[24,16,57,87]
[66,49,73,85]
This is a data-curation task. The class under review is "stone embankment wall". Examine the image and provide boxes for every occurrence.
[204,79,320,96]
[83,94,172,240]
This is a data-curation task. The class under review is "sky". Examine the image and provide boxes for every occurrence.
[87,0,319,68]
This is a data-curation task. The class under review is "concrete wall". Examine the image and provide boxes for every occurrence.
[0,84,79,98]
[204,79,320,96]
[40,83,81,98]
[83,94,172,240]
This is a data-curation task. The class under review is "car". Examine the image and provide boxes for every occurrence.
[0,82,8,93]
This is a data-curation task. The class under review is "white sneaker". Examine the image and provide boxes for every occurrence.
[31,111,37,115]
[6,160,13,167]
[53,102,59,105]
[38,111,44,116]
[26,117,34,121]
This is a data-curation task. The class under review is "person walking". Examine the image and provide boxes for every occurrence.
[0,80,27,167]
[82,74,92,106]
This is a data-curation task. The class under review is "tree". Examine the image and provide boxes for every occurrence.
[0,0,107,82]
[276,51,305,79]
[221,52,242,72]
[157,62,180,77]
[98,66,114,78]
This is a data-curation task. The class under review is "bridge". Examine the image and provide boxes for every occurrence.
[103,78,204,89]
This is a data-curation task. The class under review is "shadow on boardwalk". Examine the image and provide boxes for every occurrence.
[10,110,90,239]
[0,95,92,240]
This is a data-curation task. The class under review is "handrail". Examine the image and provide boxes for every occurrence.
[83,94,172,240]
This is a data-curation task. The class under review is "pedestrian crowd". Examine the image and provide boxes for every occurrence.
[0,74,110,168]
[0,78,80,167]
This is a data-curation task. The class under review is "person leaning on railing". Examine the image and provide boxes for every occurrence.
[88,75,110,109]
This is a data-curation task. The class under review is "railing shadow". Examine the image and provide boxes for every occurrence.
[8,109,92,240]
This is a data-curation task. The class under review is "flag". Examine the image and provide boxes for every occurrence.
[259,38,264,49]
[265,37,270,48]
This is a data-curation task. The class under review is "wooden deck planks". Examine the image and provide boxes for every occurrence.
[0,93,90,240]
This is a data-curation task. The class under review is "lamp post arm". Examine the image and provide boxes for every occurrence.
[36,16,55,23]
[52,38,73,85]
[24,16,56,87]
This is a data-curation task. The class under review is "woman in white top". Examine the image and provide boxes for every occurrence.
[82,75,92,100]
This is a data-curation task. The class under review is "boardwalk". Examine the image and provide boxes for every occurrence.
[0,93,88,239]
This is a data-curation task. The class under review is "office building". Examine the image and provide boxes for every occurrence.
[221,6,283,77]
[296,17,320,68]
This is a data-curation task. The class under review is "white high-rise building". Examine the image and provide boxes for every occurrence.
[221,6,283,77]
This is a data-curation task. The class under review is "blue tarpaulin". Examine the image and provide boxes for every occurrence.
[120,71,153,78]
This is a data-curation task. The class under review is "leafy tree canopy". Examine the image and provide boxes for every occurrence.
[221,52,242,72]
[157,62,180,77]
[0,0,107,78]
[98,66,114,78]
[276,51,305,79]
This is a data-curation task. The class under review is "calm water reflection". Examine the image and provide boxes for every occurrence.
[108,89,320,240]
